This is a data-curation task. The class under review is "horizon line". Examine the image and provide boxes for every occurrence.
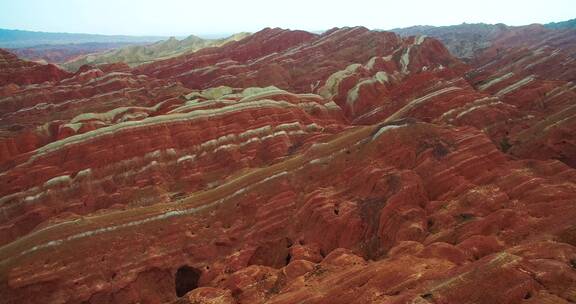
[0,16,573,38]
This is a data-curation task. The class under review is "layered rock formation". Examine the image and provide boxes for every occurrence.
[0,64,189,160]
[2,122,575,304]
[0,25,575,304]
[466,28,576,167]
[62,33,251,72]
[136,27,461,93]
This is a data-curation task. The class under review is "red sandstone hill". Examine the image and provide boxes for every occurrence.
[0,49,71,86]
[0,26,575,304]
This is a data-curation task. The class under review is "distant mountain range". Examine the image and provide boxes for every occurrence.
[0,28,169,48]
[389,23,509,59]
[544,18,576,29]
[9,42,150,64]
[389,18,576,59]
[61,32,251,71]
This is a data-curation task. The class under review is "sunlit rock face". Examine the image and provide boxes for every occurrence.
[0,26,576,304]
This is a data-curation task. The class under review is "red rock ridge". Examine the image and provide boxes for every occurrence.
[0,84,345,246]
[0,67,189,162]
[135,27,426,93]
[0,49,71,86]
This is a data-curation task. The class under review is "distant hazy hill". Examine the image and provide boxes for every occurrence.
[389,23,509,59]
[0,28,168,48]
[9,42,148,64]
[62,32,251,71]
[389,18,575,59]
[545,18,576,29]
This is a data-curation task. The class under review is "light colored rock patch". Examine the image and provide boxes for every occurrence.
[85,72,133,85]
[240,86,282,97]
[372,124,406,140]
[324,101,342,111]
[250,52,279,64]
[523,49,560,70]
[400,47,412,73]
[387,86,462,121]
[439,97,498,121]
[455,101,505,119]
[238,87,299,103]
[168,99,236,114]
[542,82,576,104]
[176,155,196,164]
[177,65,218,78]
[185,86,234,100]
[366,55,392,70]
[44,175,72,188]
[320,63,362,98]
[415,35,427,45]
[374,71,389,83]
[478,72,514,91]
[71,106,155,124]
[496,76,535,97]
[63,123,83,133]
[76,168,92,178]
[346,79,375,113]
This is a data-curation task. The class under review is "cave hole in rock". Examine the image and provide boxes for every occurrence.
[285,253,292,265]
[175,266,201,297]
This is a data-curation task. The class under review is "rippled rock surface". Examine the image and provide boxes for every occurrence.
[1,26,575,304]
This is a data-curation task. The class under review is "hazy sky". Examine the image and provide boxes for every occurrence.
[0,0,574,36]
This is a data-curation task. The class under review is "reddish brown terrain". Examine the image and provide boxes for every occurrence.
[0,49,71,87]
[0,24,576,304]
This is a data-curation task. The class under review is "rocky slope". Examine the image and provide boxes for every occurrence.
[134,27,467,93]
[0,49,71,86]
[62,33,251,72]
[0,25,575,304]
